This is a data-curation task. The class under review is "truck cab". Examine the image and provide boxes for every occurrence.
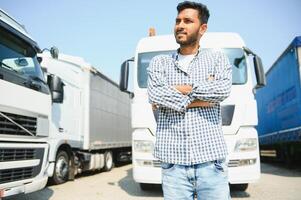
[120,33,265,191]
[0,10,51,197]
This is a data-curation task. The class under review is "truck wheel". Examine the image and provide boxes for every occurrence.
[284,145,294,168]
[50,150,70,185]
[103,151,114,172]
[230,183,248,191]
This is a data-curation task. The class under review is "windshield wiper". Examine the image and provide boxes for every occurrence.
[29,75,47,85]
[0,61,19,73]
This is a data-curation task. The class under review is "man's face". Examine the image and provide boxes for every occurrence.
[174,8,207,46]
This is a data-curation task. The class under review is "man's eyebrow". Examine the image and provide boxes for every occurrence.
[176,17,194,21]
[176,16,194,20]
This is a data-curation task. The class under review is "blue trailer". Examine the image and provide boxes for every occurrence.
[256,36,301,163]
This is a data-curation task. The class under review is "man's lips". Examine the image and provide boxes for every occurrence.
[176,31,187,36]
[176,33,187,39]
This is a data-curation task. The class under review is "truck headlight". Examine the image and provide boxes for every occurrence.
[234,138,257,152]
[134,140,154,153]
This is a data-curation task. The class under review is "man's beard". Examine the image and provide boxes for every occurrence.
[175,31,199,46]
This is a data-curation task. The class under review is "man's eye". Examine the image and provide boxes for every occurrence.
[185,19,193,23]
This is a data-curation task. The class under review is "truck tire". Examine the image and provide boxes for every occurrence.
[103,151,114,172]
[50,150,70,185]
[230,183,248,191]
[139,183,155,191]
[284,145,295,168]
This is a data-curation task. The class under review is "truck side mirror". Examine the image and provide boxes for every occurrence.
[120,60,130,92]
[254,56,266,89]
[119,58,134,98]
[47,74,64,103]
[50,46,59,59]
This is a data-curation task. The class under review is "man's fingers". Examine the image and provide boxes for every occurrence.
[152,104,158,110]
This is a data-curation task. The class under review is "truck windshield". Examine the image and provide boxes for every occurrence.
[0,27,46,87]
[137,48,247,88]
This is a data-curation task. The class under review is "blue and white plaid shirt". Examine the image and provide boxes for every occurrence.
[147,49,232,165]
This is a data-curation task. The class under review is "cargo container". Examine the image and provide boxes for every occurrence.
[256,36,301,164]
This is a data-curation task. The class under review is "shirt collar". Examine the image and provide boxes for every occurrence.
[172,47,201,61]
[172,47,201,74]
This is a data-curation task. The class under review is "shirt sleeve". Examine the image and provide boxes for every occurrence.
[188,51,232,103]
[147,55,192,113]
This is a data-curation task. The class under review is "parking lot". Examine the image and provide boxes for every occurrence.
[4,161,301,200]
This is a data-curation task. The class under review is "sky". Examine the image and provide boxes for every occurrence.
[1,0,300,83]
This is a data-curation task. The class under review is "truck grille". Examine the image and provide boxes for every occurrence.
[153,160,161,167]
[0,148,44,184]
[228,159,240,167]
[0,149,36,162]
[0,111,37,136]
[221,105,235,126]
[0,167,34,184]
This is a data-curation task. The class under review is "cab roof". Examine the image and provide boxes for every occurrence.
[136,32,245,53]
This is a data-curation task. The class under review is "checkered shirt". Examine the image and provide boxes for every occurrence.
[147,49,232,165]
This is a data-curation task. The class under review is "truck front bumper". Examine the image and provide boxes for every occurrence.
[133,164,162,184]
[0,175,48,198]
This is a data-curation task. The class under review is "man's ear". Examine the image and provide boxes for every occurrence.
[199,23,208,36]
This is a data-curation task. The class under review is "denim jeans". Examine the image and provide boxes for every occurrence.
[161,159,231,200]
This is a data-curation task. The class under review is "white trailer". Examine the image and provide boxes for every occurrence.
[0,10,52,197]
[119,33,266,191]
[40,52,132,184]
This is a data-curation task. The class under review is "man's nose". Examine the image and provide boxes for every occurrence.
[176,21,185,30]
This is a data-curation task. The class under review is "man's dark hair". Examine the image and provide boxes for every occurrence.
[177,1,210,24]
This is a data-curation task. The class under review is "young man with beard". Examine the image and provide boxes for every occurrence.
[147,1,232,199]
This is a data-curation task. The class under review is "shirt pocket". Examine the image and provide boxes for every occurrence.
[191,59,216,83]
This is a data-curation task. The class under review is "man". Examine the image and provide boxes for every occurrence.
[147,1,232,199]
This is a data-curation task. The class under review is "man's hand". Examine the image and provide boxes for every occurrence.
[151,85,213,110]
[174,85,193,95]
[151,100,213,111]
[187,100,213,108]
[152,104,159,111]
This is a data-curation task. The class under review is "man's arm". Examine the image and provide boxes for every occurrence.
[174,85,212,108]
[174,85,192,95]
[147,56,192,113]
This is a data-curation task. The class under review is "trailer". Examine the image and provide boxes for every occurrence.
[40,52,132,184]
[256,36,301,164]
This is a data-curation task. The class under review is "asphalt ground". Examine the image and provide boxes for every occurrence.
[4,161,301,200]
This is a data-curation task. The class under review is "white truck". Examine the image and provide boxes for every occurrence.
[119,33,266,191]
[39,52,132,184]
[0,10,62,197]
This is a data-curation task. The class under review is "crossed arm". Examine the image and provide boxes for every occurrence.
[151,85,211,110]
[173,85,211,108]
[148,53,232,112]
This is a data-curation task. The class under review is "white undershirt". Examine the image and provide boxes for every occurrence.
[177,53,196,73]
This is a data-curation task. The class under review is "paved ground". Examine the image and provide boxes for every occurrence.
[4,162,301,200]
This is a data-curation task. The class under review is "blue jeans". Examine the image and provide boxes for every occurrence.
[161,159,231,200]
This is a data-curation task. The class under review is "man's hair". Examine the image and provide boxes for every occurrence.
[177,1,210,24]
